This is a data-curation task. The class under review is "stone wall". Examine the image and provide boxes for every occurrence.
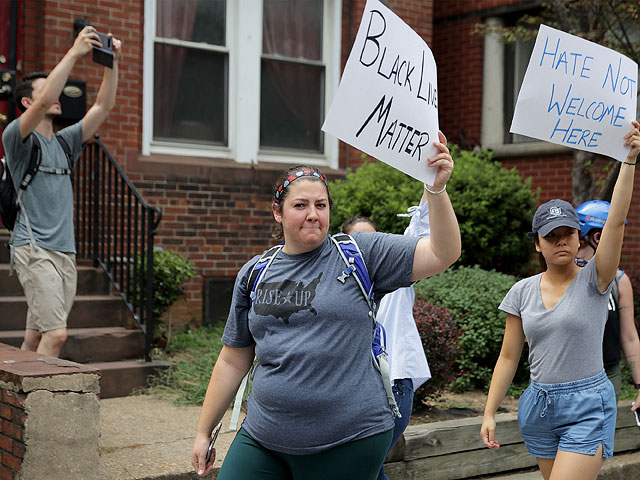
[0,344,100,480]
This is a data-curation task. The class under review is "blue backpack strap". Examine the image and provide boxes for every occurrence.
[331,233,375,312]
[231,244,282,430]
[330,233,401,418]
[248,244,283,305]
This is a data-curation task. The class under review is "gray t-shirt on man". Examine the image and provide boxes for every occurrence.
[3,117,82,253]
[499,258,611,384]
[223,232,419,455]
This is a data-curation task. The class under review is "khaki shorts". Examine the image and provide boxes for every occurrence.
[13,244,77,332]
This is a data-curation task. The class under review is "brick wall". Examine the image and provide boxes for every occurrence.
[0,391,26,479]
[22,0,144,168]
[0,344,100,480]
[432,0,528,147]
[128,159,292,322]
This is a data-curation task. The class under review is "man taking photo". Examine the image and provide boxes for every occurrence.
[2,25,121,357]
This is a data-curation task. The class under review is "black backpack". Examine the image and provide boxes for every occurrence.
[0,133,72,231]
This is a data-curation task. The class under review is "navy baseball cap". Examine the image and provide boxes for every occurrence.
[531,199,580,237]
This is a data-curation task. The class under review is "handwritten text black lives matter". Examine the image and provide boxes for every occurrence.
[354,9,438,162]
[540,35,636,149]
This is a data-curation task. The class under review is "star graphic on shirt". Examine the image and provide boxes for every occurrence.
[282,293,293,304]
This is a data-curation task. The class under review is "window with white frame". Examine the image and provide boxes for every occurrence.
[503,38,535,144]
[143,0,341,165]
[153,0,228,145]
[261,1,325,153]
[481,16,539,151]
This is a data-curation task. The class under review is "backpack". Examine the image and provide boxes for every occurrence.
[0,133,73,232]
[229,233,400,430]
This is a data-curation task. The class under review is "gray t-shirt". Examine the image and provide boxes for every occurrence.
[223,232,419,455]
[499,258,611,384]
[2,117,82,253]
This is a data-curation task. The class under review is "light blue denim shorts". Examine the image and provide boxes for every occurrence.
[518,370,616,459]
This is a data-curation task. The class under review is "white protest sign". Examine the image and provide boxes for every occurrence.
[322,0,439,185]
[511,24,638,162]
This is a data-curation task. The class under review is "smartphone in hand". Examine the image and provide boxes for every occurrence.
[205,422,223,464]
[91,30,114,69]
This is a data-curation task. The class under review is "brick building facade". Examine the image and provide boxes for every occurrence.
[10,0,640,327]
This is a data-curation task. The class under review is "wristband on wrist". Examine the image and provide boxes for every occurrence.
[636,383,640,390]
[624,161,636,166]
[424,183,447,195]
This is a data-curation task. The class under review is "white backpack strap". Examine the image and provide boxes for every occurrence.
[377,353,401,418]
[37,165,72,175]
[229,373,249,431]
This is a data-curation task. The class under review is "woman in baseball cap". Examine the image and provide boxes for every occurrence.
[481,120,640,480]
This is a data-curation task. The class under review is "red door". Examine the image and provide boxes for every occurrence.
[0,0,21,159]
[0,0,20,229]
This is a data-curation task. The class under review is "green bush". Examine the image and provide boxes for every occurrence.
[329,160,422,234]
[142,249,196,346]
[446,145,537,274]
[329,147,538,275]
[414,266,528,392]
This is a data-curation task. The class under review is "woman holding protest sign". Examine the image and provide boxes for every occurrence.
[481,120,640,480]
[191,131,460,479]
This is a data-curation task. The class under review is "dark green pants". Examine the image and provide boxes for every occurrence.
[218,427,393,480]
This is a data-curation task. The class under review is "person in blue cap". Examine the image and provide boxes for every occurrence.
[575,200,640,401]
[481,120,640,480]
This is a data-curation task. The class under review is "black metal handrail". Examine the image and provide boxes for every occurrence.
[74,135,162,361]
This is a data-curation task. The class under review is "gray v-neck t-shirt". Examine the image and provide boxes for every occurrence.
[499,258,612,384]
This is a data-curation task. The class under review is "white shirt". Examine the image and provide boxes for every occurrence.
[376,197,431,388]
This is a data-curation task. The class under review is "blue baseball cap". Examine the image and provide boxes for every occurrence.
[531,199,580,237]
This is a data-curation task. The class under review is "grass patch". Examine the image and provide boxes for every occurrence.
[146,323,226,405]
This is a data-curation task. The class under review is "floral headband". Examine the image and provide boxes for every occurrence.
[274,169,328,202]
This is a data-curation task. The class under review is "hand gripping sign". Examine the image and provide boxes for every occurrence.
[322,0,439,185]
[511,24,638,162]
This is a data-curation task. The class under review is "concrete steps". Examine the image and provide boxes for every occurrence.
[0,231,169,398]
[90,359,171,398]
[0,295,131,329]
[0,264,111,296]
[0,327,145,362]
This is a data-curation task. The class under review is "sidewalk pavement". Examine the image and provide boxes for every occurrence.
[99,394,640,480]
[99,394,242,480]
